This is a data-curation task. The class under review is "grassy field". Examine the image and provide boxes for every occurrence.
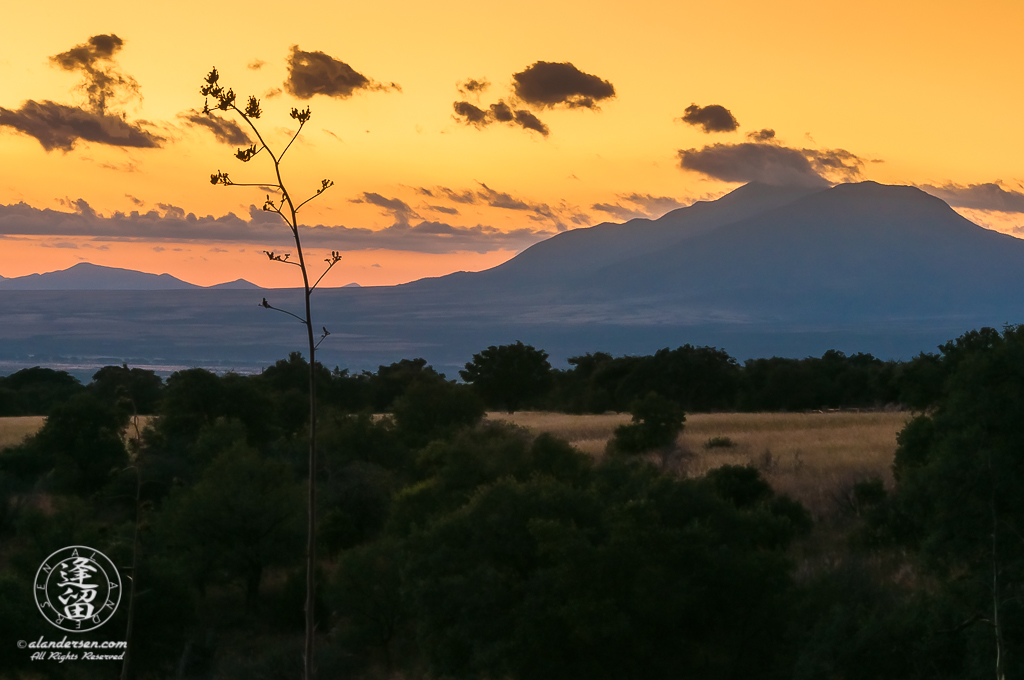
[0,416,44,450]
[487,410,911,518]
[0,415,150,452]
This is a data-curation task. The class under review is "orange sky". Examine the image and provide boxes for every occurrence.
[1,0,1022,286]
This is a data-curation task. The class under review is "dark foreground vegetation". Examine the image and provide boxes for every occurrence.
[1,326,1023,678]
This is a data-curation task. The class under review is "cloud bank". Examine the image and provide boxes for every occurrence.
[917,182,1024,213]
[0,200,552,255]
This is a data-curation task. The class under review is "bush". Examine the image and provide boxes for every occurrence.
[607,392,685,455]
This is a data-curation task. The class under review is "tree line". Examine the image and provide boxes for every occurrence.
[0,340,956,419]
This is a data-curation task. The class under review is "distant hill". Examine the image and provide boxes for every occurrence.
[0,263,261,290]
[207,278,263,290]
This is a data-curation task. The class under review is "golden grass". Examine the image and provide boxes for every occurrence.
[0,415,152,452]
[0,416,45,450]
[487,411,911,518]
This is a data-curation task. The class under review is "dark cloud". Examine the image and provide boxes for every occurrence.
[453,101,488,126]
[454,99,548,135]
[623,193,686,215]
[452,99,549,136]
[477,182,568,230]
[457,78,490,96]
[0,100,162,152]
[0,34,160,152]
[0,200,552,255]
[415,184,574,230]
[746,128,776,142]
[179,110,249,145]
[805,148,864,182]
[248,59,266,71]
[917,182,1024,213]
[678,142,866,187]
[285,46,400,99]
[49,34,138,114]
[592,193,685,221]
[513,110,549,136]
[477,183,531,211]
[440,187,477,204]
[511,61,615,109]
[591,202,647,221]
[489,101,514,122]
[451,61,608,136]
[350,192,419,226]
[125,194,144,207]
[679,104,739,133]
[427,205,460,215]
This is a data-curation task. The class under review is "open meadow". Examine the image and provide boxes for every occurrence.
[488,410,911,518]
[0,416,44,450]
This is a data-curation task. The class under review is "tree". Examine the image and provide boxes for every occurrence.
[88,363,163,414]
[0,366,84,416]
[606,392,685,456]
[460,341,553,413]
[200,67,342,675]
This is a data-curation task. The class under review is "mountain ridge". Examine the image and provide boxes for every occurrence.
[0,262,263,290]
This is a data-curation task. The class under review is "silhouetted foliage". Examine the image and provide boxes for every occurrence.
[740,350,899,411]
[461,341,552,413]
[868,325,1024,677]
[159,441,303,602]
[402,460,796,680]
[367,357,447,412]
[88,363,163,414]
[392,379,485,445]
[0,366,85,415]
[1,392,129,495]
[607,392,686,455]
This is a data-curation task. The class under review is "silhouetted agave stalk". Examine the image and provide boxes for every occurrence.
[201,67,340,679]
